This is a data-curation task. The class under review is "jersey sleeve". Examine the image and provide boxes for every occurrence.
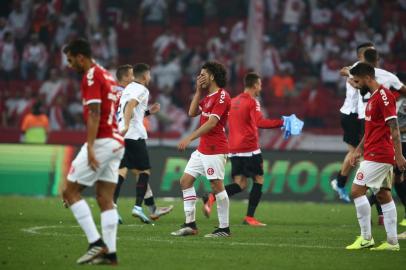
[130,86,147,103]
[83,67,102,105]
[379,89,397,122]
[250,99,283,128]
[389,73,404,90]
[211,90,230,120]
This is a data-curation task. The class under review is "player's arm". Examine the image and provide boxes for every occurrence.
[350,136,364,167]
[387,118,406,170]
[397,85,406,97]
[178,115,219,151]
[121,99,138,135]
[87,103,101,171]
[251,100,283,129]
[145,102,160,117]
[340,66,351,77]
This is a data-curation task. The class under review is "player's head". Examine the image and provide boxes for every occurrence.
[200,61,227,89]
[244,72,262,97]
[63,38,92,73]
[116,64,134,86]
[350,62,376,96]
[363,48,379,67]
[133,63,151,86]
[356,42,374,60]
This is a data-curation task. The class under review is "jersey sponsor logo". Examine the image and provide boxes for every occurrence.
[207,167,214,175]
[379,89,389,106]
[219,90,225,104]
[356,172,364,181]
[87,67,95,86]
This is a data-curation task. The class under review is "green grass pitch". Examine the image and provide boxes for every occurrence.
[0,196,405,269]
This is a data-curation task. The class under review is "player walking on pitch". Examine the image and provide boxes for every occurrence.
[202,72,285,226]
[171,61,231,237]
[62,39,124,265]
[346,62,405,251]
[114,64,173,224]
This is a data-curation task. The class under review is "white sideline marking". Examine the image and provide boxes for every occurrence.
[21,224,342,250]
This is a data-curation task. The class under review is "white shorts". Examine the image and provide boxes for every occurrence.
[352,160,393,193]
[184,150,227,180]
[67,138,125,186]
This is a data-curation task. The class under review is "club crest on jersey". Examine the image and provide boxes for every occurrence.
[207,168,214,175]
[356,172,364,181]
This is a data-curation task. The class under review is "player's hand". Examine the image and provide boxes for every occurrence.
[340,66,350,77]
[149,103,160,114]
[396,155,406,171]
[349,150,362,167]
[178,137,191,151]
[196,74,208,92]
[87,146,100,171]
[348,77,358,89]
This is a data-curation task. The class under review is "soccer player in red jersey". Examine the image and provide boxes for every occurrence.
[61,39,124,265]
[202,72,284,226]
[346,62,406,251]
[171,61,231,237]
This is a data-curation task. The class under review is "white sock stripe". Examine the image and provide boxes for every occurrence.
[381,200,396,212]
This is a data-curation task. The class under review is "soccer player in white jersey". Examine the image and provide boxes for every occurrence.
[62,39,124,265]
[113,64,173,223]
[331,42,374,203]
[116,63,168,224]
[171,61,232,237]
[346,62,405,251]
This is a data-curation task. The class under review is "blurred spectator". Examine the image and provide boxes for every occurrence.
[21,33,48,80]
[0,17,11,41]
[206,26,230,59]
[91,32,111,67]
[185,0,205,26]
[269,65,295,98]
[32,0,55,32]
[21,100,49,144]
[320,54,341,89]
[152,57,182,90]
[49,95,66,131]
[261,42,281,78]
[152,29,186,62]
[39,68,66,106]
[140,0,168,25]
[7,0,30,40]
[282,0,306,32]
[0,31,19,80]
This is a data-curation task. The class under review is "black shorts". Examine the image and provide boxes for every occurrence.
[393,142,406,176]
[119,139,151,170]
[230,154,264,178]
[341,113,364,147]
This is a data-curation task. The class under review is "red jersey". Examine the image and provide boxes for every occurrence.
[228,92,283,153]
[364,85,397,164]
[197,89,231,155]
[81,64,123,144]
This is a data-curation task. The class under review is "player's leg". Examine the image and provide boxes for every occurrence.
[63,145,107,264]
[203,153,230,237]
[368,192,384,225]
[331,144,354,203]
[145,184,174,220]
[171,151,202,236]
[113,167,127,224]
[346,161,374,250]
[371,188,399,251]
[244,174,266,226]
[394,152,406,226]
[130,168,152,223]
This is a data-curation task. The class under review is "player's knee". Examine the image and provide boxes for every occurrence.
[237,181,248,190]
[96,194,112,210]
[376,189,392,204]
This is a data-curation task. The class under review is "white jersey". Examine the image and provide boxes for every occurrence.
[357,67,404,119]
[117,82,149,140]
[340,62,359,115]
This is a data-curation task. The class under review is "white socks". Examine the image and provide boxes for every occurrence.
[101,209,119,253]
[70,199,100,243]
[144,184,153,199]
[215,190,229,228]
[354,196,371,240]
[183,187,196,224]
[381,200,398,245]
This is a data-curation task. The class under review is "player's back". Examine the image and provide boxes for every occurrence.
[197,89,230,155]
[81,64,122,141]
[228,93,259,153]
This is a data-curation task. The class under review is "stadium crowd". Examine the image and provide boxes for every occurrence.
[0,0,405,137]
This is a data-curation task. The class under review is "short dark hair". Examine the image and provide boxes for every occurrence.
[116,64,133,81]
[356,42,374,54]
[202,61,227,88]
[364,48,379,65]
[350,62,375,78]
[244,72,261,88]
[133,63,150,78]
[63,38,92,58]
